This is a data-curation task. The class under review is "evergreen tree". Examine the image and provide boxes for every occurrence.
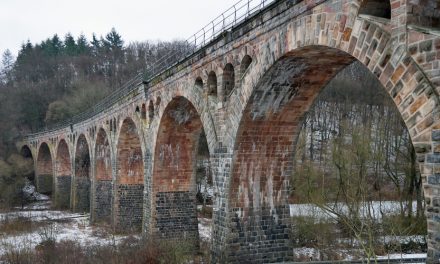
[64,33,77,56]
[104,27,123,51]
[76,34,89,55]
[91,33,101,56]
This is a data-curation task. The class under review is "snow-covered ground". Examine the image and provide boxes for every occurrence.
[293,247,427,263]
[0,201,213,257]
[0,201,136,256]
[290,201,418,220]
[0,201,427,262]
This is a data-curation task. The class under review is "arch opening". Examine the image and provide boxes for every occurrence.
[141,104,147,120]
[222,63,235,100]
[207,71,218,96]
[226,45,429,262]
[20,145,35,184]
[359,0,391,19]
[240,55,252,78]
[149,100,154,124]
[115,118,144,232]
[195,77,203,90]
[36,143,53,195]
[152,96,209,248]
[74,134,91,213]
[55,140,71,208]
[291,61,427,260]
[93,128,112,223]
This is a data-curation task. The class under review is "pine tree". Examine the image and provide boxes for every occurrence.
[64,33,77,56]
[104,27,123,51]
[76,34,89,55]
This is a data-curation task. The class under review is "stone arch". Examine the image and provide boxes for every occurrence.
[195,77,203,90]
[240,55,252,78]
[55,139,71,208]
[149,100,155,123]
[222,63,235,100]
[151,96,208,245]
[93,127,112,223]
[221,39,439,261]
[141,103,147,120]
[20,145,35,184]
[74,134,91,213]
[359,0,391,19]
[207,71,218,96]
[115,117,144,232]
[36,142,53,195]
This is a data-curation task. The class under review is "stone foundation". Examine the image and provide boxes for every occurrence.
[74,177,90,212]
[116,184,144,232]
[55,175,71,208]
[37,174,53,194]
[227,205,291,263]
[94,180,112,223]
[155,191,198,243]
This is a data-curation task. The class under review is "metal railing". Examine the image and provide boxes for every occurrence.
[280,257,427,264]
[27,0,277,137]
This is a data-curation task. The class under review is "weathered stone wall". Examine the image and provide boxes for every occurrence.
[94,180,112,222]
[94,128,112,223]
[406,0,440,28]
[37,143,53,194]
[55,175,71,208]
[75,177,90,212]
[55,139,71,208]
[74,134,91,213]
[115,118,144,231]
[150,97,202,246]
[116,184,143,231]
[155,191,198,242]
[37,174,53,195]
[427,129,440,260]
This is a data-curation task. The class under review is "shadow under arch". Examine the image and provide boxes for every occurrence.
[20,145,35,184]
[74,134,91,213]
[150,96,210,247]
[223,45,434,262]
[115,117,144,232]
[93,127,112,224]
[55,139,72,208]
[36,142,53,195]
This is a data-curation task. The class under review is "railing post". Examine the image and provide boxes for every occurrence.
[234,5,237,24]
[212,21,215,39]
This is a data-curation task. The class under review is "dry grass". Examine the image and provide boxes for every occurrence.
[1,235,211,264]
[0,214,50,235]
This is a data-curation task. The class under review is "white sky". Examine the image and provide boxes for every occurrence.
[0,0,239,58]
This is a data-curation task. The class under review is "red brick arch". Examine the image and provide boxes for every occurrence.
[222,6,439,260]
[73,134,91,213]
[150,96,205,243]
[36,142,53,195]
[93,127,112,223]
[114,117,144,231]
[55,139,71,208]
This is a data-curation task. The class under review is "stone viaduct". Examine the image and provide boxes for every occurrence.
[19,0,440,262]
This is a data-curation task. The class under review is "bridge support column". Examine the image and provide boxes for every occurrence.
[426,129,440,263]
[211,148,292,263]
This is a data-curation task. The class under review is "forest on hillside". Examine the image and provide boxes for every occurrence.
[0,29,188,204]
[0,29,189,156]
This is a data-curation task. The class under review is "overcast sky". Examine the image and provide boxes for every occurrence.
[1,0,239,58]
